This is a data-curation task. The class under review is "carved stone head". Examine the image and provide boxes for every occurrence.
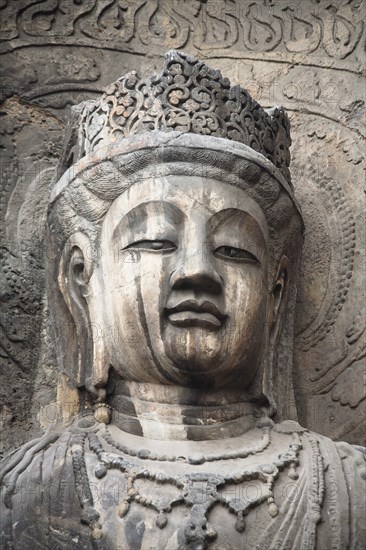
[47,51,304,418]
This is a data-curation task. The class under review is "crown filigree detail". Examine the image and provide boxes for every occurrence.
[78,51,292,184]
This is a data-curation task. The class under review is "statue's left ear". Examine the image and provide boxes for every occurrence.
[269,256,289,340]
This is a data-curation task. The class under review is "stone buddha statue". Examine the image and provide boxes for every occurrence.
[1,51,365,550]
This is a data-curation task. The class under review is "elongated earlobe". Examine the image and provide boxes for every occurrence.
[270,256,289,338]
[58,232,110,400]
[273,270,287,326]
[261,256,290,416]
[58,233,94,389]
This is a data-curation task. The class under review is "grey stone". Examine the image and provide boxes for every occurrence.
[0,4,365,549]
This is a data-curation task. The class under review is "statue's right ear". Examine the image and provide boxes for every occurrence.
[58,232,94,388]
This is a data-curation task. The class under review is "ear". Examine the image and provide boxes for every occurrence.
[269,255,289,341]
[58,233,94,388]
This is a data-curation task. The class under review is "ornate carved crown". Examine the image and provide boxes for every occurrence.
[73,51,292,185]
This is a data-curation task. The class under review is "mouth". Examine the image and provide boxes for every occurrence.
[165,300,227,330]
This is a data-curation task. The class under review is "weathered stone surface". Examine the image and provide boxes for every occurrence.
[2,414,365,549]
[1,45,365,549]
[1,1,365,455]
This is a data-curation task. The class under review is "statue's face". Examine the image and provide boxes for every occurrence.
[88,174,270,389]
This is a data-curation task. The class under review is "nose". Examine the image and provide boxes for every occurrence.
[170,244,222,295]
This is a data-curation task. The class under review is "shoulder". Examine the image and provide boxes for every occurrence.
[275,420,365,471]
[295,427,366,490]
[0,424,96,550]
[315,431,366,480]
[333,440,366,505]
[310,431,366,550]
[275,422,366,550]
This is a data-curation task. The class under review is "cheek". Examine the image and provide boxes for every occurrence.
[225,267,268,333]
[87,253,174,383]
[103,254,170,358]
[222,269,268,384]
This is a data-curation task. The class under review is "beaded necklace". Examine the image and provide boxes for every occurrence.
[81,426,302,548]
[101,424,272,465]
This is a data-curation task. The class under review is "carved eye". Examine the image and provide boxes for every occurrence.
[214,246,259,263]
[123,240,177,252]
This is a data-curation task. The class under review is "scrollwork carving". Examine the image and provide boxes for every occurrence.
[293,119,360,353]
[79,0,144,43]
[137,0,198,49]
[0,1,364,68]
[193,1,239,50]
[331,360,366,409]
[242,3,283,52]
[282,7,322,54]
[322,3,364,59]
[77,51,292,183]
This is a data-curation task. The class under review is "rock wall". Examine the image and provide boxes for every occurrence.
[0,0,365,456]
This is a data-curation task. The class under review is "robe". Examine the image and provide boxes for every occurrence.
[1,418,365,550]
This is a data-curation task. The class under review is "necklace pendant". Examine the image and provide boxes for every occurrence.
[235,512,246,532]
[180,504,217,549]
[156,512,168,529]
[117,500,130,518]
[268,502,279,517]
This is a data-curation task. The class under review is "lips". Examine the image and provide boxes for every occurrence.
[165,300,227,330]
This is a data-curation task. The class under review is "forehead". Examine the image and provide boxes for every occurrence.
[104,175,269,239]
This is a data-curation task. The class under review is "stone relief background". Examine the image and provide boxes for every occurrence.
[0,0,365,456]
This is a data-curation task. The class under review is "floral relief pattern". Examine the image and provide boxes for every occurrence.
[79,51,292,184]
[0,0,364,66]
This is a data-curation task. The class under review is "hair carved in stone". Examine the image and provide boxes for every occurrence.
[0,51,365,550]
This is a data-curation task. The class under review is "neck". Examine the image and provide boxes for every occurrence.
[107,381,269,441]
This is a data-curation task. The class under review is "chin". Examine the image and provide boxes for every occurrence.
[165,355,246,390]
[163,326,223,364]
[164,349,230,386]
[169,354,221,373]
[167,359,225,389]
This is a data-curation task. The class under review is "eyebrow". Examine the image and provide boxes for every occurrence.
[208,208,267,259]
[112,200,186,241]
[209,208,265,235]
